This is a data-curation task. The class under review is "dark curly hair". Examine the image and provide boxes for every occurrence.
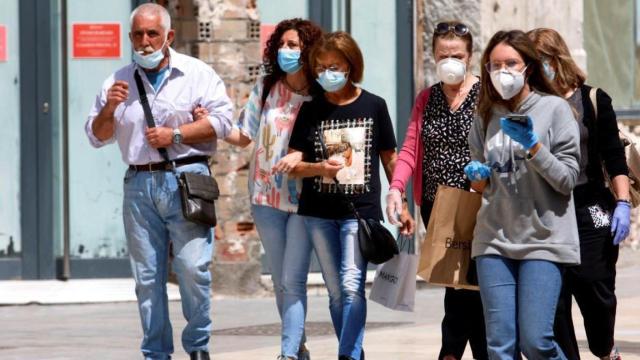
[261,18,324,105]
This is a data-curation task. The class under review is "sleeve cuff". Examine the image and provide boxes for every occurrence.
[85,116,113,148]
[526,144,557,176]
[208,114,231,139]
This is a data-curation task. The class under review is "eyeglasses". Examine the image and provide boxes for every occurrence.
[484,59,526,73]
[434,22,470,37]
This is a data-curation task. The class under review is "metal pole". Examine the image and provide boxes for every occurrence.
[345,0,351,33]
[61,0,71,280]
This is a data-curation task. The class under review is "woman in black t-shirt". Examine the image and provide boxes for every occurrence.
[284,32,409,360]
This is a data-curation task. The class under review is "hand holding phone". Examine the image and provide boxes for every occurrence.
[505,114,529,125]
[500,114,538,150]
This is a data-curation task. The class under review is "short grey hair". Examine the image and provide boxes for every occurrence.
[130,3,171,33]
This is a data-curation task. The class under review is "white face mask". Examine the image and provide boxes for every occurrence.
[436,58,466,85]
[490,67,527,100]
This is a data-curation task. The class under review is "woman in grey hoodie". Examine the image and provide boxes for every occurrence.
[463,30,581,360]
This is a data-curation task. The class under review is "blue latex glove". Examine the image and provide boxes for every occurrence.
[611,201,631,245]
[500,116,539,150]
[464,160,492,181]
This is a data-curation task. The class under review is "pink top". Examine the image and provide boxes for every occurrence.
[389,87,431,206]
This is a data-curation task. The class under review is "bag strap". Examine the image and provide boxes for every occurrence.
[589,87,598,120]
[317,130,363,221]
[134,69,171,164]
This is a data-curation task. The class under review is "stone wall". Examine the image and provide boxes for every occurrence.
[420,0,584,87]
[166,0,265,295]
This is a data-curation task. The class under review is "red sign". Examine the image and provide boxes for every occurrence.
[0,25,7,62]
[72,23,121,59]
[260,24,276,53]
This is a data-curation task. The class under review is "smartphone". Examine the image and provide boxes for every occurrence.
[506,114,529,124]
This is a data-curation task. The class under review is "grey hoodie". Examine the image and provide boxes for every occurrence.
[468,90,581,264]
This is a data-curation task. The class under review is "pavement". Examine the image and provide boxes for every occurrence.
[0,250,638,359]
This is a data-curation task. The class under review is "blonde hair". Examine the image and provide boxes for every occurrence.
[527,28,586,94]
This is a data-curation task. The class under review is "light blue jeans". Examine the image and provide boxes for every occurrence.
[123,162,213,360]
[252,204,312,358]
[304,217,367,360]
[476,255,567,360]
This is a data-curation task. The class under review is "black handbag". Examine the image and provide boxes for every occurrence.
[134,70,219,227]
[356,217,399,265]
[178,171,220,226]
[317,132,399,264]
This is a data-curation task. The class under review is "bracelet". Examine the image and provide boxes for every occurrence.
[617,199,632,205]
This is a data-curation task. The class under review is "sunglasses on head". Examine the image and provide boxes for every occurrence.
[434,22,469,37]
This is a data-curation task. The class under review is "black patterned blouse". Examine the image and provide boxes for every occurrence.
[421,81,480,204]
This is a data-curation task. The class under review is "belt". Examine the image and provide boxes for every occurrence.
[129,155,209,172]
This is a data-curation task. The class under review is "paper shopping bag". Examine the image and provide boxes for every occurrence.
[369,234,418,311]
[417,185,481,291]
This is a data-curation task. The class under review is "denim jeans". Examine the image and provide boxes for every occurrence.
[476,255,566,360]
[123,162,213,360]
[252,205,312,358]
[304,217,367,360]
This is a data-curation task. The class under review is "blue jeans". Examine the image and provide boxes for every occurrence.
[476,255,566,360]
[304,217,367,360]
[252,205,312,358]
[123,163,213,360]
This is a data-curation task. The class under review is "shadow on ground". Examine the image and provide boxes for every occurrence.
[212,321,412,336]
[578,340,640,356]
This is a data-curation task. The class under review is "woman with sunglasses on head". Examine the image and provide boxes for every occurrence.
[464,30,581,359]
[527,28,629,360]
[221,18,323,360]
[387,21,487,360]
[285,31,406,360]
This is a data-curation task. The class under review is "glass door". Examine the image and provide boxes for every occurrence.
[0,0,21,279]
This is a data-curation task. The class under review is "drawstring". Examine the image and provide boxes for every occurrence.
[500,131,507,169]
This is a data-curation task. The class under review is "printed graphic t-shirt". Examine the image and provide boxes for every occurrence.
[288,89,397,220]
[238,79,311,213]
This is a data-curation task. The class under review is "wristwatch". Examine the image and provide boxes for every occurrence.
[172,128,183,144]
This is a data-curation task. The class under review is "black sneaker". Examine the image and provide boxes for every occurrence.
[298,344,311,360]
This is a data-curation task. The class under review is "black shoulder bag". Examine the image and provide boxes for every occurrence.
[317,131,398,264]
[133,70,219,227]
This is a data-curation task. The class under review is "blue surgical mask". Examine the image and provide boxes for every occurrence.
[316,70,348,92]
[542,60,556,81]
[277,48,302,73]
[133,40,167,69]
